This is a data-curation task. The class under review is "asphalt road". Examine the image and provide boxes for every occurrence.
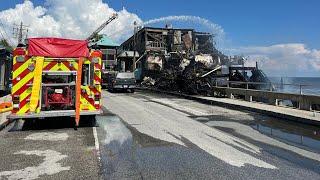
[0,116,101,180]
[97,90,320,180]
[0,90,320,179]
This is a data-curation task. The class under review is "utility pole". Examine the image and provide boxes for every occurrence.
[133,21,137,72]
[12,22,28,46]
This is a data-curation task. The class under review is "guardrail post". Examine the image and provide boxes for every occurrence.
[269,98,277,106]
[299,99,311,111]
[245,95,252,102]
[227,89,233,99]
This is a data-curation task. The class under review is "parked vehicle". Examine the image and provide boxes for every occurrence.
[101,70,116,88]
[107,72,136,92]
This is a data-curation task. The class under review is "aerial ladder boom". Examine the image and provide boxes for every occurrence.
[86,13,118,41]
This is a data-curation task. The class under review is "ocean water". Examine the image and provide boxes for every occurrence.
[269,77,320,96]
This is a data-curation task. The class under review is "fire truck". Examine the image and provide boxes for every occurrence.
[8,38,102,128]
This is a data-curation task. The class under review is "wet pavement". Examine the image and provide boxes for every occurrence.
[98,90,320,179]
[0,116,101,180]
[1,90,320,179]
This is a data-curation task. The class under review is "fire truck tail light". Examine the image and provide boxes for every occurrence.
[13,95,19,104]
[94,94,101,101]
[13,104,19,109]
[92,57,99,63]
[13,96,20,109]
[16,56,25,62]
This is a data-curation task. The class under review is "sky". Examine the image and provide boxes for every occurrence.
[0,0,319,77]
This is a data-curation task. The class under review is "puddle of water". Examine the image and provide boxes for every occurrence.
[251,122,320,151]
[190,113,320,152]
[96,115,183,179]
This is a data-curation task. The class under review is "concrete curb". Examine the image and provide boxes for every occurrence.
[137,87,320,126]
[0,117,15,131]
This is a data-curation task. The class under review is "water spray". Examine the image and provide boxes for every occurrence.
[143,15,225,48]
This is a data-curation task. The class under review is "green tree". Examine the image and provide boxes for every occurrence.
[0,39,13,51]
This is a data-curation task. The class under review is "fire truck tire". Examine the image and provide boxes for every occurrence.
[44,105,51,111]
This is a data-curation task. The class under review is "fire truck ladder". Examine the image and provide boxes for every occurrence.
[75,57,83,129]
[29,57,44,113]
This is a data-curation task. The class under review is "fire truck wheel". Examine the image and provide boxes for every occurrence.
[45,105,51,111]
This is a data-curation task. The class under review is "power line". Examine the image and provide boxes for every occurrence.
[12,22,29,45]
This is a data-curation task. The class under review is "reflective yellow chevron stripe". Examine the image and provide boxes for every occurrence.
[29,57,44,112]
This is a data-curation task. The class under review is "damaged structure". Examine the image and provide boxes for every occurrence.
[118,26,270,95]
[0,45,12,95]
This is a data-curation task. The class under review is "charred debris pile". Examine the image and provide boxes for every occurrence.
[118,27,271,96]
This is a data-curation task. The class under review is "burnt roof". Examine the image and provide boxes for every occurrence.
[120,26,212,47]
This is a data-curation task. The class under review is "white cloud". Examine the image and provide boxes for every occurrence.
[0,1,318,77]
[0,0,142,44]
[228,43,320,76]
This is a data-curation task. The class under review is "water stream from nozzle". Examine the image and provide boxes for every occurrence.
[143,15,225,47]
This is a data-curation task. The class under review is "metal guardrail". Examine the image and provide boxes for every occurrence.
[212,81,320,111]
[217,81,314,95]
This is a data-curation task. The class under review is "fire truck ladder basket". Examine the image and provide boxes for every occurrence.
[29,56,44,113]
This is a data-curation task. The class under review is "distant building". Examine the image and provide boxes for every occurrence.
[94,34,119,72]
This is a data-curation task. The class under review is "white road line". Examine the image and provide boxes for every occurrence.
[93,127,101,164]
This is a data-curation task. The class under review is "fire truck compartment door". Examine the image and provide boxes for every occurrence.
[29,57,44,112]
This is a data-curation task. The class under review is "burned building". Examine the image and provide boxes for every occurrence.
[118,26,270,95]
[118,27,225,78]
[0,45,12,95]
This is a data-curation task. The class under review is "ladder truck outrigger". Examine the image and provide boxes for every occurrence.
[8,13,118,129]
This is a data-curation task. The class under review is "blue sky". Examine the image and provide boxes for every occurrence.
[1,0,319,48]
[0,0,319,76]
[110,0,320,49]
